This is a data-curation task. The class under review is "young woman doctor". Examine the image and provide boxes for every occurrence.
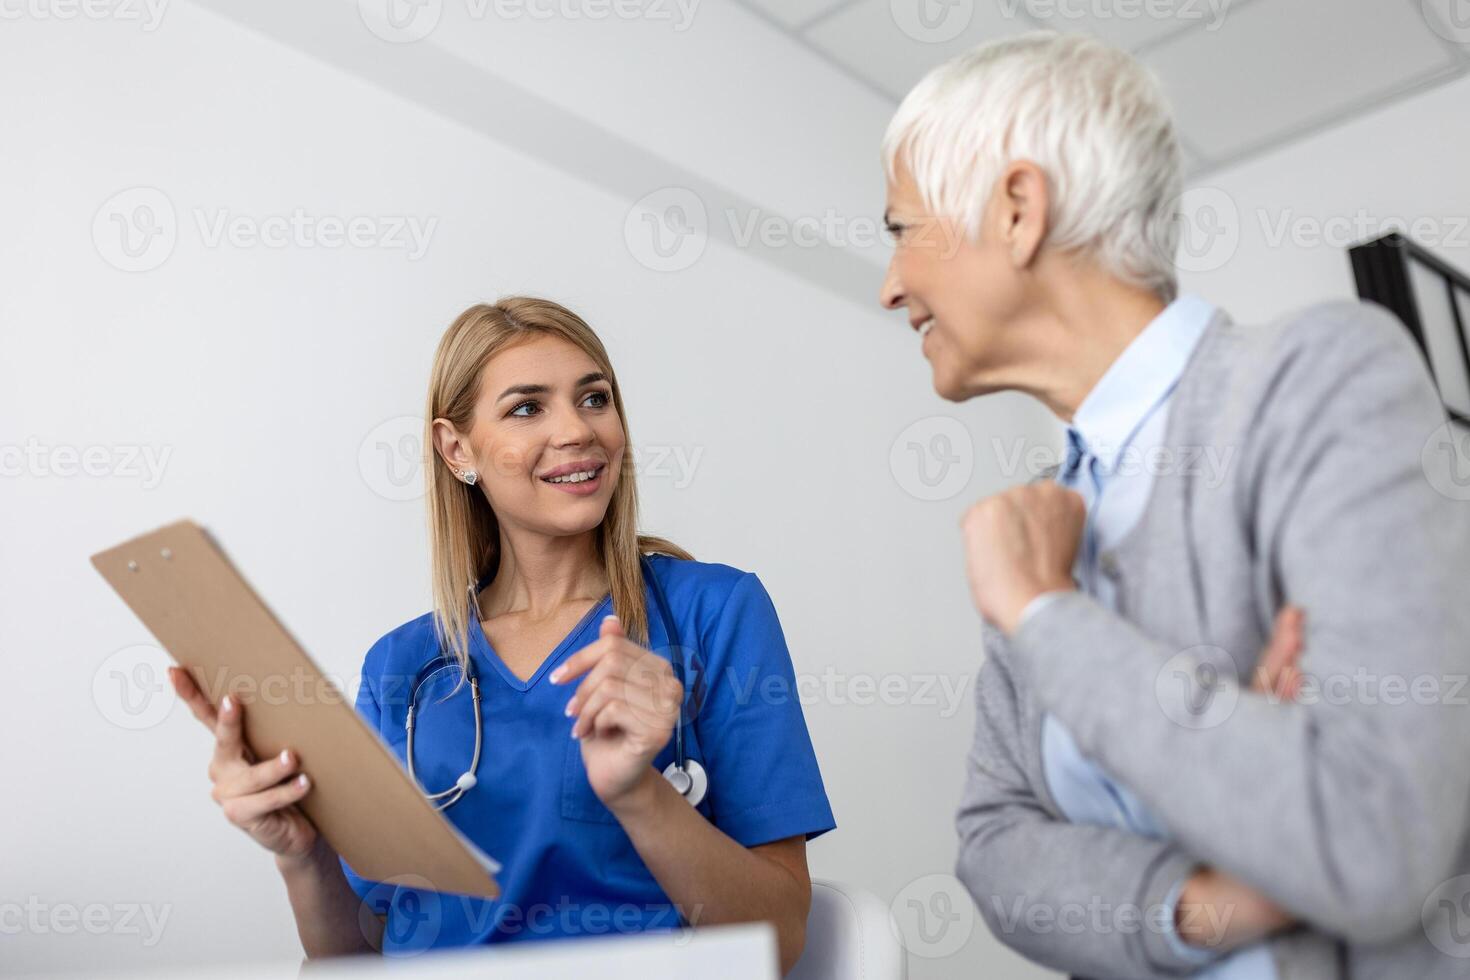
[167,297,834,973]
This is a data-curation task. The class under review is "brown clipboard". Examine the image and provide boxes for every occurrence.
[91,518,500,899]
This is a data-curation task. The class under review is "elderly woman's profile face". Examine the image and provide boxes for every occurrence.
[436,333,626,539]
[880,157,1033,403]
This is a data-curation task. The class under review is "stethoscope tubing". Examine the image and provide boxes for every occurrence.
[404,554,703,809]
[406,662,483,810]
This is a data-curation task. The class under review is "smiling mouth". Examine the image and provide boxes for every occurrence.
[541,464,605,485]
[917,318,935,339]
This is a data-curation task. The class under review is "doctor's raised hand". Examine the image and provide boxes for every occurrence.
[551,613,684,808]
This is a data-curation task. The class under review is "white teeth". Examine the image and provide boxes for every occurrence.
[547,468,598,484]
[919,318,935,338]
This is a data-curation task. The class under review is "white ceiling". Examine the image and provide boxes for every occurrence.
[732,0,1470,176]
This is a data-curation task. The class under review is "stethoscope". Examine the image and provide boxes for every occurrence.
[405,554,708,811]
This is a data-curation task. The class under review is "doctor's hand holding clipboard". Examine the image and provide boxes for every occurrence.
[167,665,387,956]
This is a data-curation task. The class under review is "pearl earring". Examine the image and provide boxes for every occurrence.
[460,469,478,486]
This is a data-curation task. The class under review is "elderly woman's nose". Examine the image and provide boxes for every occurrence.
[880,260,907,310]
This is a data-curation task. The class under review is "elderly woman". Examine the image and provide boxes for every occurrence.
[878,30,1470,980]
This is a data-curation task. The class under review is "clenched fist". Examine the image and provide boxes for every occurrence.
[960,482,1086,635]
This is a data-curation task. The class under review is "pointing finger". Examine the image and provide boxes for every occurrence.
[550,623,630,686]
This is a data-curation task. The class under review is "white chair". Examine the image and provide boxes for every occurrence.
[788,879,907,980]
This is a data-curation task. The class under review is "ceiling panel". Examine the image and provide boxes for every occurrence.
[735,0,1470,176]
[1141,0,1460,161]
[804,0,1035,100]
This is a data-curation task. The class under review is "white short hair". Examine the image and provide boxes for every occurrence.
[882,31,1184,302]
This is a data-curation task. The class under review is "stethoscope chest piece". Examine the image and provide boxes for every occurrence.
[663,758,708,807]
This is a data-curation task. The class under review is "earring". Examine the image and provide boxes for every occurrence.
[460,469,478,486]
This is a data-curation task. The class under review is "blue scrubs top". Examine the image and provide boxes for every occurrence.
[339,554,836,954]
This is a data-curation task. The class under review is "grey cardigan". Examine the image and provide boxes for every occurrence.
[956,300,1470,979]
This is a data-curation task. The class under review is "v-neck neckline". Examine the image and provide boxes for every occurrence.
[469,591,612,692]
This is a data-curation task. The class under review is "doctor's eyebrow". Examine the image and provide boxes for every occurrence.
[495,372,607,402]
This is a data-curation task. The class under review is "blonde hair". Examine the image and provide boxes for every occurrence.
[881,31,1184,302]
[424,297,690,682]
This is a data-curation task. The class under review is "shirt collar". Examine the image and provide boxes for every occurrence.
[1068,293,1216,473]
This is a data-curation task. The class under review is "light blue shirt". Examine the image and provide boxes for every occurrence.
[1024,294,1275,977]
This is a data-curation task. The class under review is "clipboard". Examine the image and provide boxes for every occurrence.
[91,518,501,899]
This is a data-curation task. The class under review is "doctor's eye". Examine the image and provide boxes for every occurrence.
[508,400,541,418]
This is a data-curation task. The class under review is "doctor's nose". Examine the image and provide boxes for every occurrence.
[550,405,597,447]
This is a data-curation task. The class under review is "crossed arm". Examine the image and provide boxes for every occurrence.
[956,609,1305,977]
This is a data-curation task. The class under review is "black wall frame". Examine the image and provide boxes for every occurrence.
[1350,232,1470,426]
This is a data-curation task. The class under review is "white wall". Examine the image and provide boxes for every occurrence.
[1179,71,1470,320]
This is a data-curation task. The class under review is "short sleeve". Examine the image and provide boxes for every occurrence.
[694,572,836,847]
[339,852,391,910]
[337,658,395,910]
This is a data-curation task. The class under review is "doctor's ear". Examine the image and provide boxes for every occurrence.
[430,418,476,483]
